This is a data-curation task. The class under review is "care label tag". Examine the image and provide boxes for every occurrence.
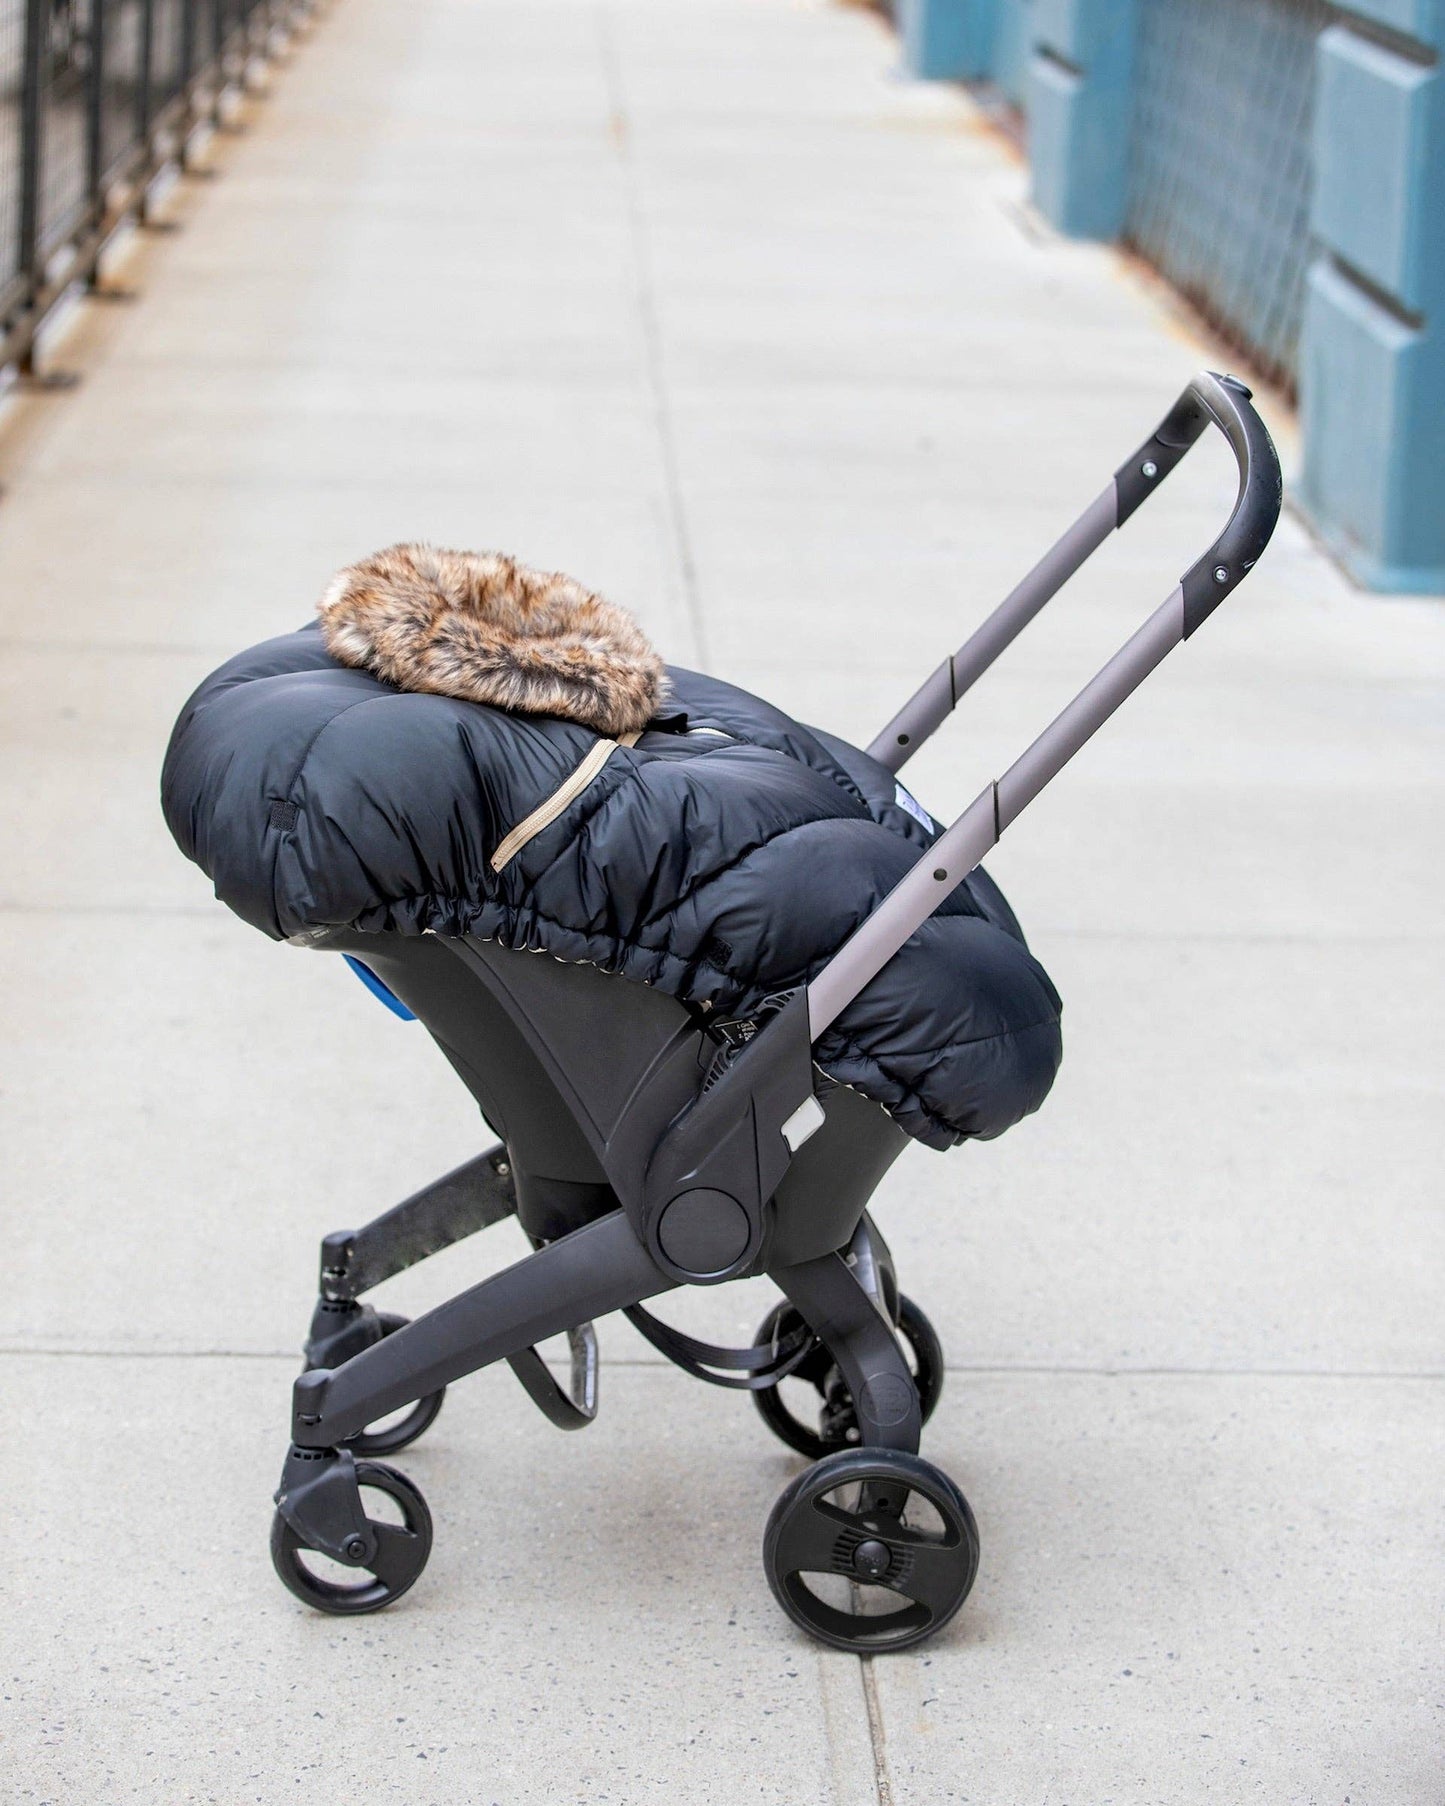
[893,781,935,833]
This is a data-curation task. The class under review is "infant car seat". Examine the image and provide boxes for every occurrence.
[160,374,1279,1651]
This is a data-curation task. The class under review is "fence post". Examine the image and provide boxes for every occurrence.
[1299,8,1445,592]
[1027,0,1136,240]
[897,0,998,81]
[212,0,229,126]
[139,0,157,145]
[87,0,108,224]
[16,0,48,363]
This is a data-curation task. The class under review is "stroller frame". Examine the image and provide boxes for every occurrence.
[272,373,1281,1651]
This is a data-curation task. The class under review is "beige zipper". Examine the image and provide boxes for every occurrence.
[490,730,642,873]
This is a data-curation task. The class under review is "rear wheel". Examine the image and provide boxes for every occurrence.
[751,1295,943,1460]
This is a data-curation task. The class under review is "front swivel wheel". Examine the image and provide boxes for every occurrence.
[271,1459,432,1615]
[763,1447,978,1653]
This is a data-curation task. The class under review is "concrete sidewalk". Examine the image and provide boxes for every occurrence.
[2,0,1441,1800]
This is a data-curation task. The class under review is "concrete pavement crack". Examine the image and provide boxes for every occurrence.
[860,1654,896,1806]
[594,0,711,672]
[2,1348,1440,1378]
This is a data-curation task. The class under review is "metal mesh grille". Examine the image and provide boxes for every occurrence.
[0,0,25,296]
[1,0,308,364]
[98,0,146,182]
[151,0,190,108]
[1125,0,1336,391]
[39,0,96,256]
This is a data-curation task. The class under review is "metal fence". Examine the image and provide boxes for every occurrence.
[0,0,313,374]
[1124,0,1336,392]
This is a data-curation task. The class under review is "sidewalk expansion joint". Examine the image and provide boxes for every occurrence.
[859,1654,896,1806]
[2,1347,1441,1380]
[594,0,710,672]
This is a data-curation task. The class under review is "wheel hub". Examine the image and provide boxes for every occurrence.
[852,1537,892,1580]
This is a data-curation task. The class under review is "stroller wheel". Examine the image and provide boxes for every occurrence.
[343,1313,447,1457]
[751,1295,943,1460]
[763,1447,978,1654]
[271,1460,432,1615]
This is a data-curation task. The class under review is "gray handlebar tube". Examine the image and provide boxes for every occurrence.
[809,589,1184,1037]
[868,370,1281,775]
[866,484,1117,775]
[809,372,1281,1040]
[620,375,1280,1268]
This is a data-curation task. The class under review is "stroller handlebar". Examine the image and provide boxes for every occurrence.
[868,371,1282,776]
[811,372,1282,1039]
[1172,371,1283,634]
[625,375,1281,1283]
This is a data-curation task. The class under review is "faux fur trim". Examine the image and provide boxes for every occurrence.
[317,543,669,736]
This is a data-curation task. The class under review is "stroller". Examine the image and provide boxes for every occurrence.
[161,373,1279,1653]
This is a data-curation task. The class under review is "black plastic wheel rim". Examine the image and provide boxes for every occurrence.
[763,1447,978,1653]
[271,1461,432,1616]
[344,1313,446,1457]
[751,1296,944,1461]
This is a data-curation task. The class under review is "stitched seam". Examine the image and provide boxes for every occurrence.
[268,692,398,931]
[579,810,912,931]
[687,708,873,815]
[339,849,982,971]
[339,891,1054,1061]
[824,1012,1061,1061]
[324,900,1052,1140]
[500,739,880,907]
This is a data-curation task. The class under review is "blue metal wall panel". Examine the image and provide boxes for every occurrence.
[898,0,996,79]
[1301,257,1445,588]
[1033,0,1116,64]
[1303,12,1445,588]
[1314,26,1436,313]
[993,0,1032,105]
[1029,0,1136,239]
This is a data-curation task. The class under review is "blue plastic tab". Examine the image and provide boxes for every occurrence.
[343,955,417,1021]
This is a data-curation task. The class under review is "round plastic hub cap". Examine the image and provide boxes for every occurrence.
[656,1188,751,1275]
[853,1539,891,1580]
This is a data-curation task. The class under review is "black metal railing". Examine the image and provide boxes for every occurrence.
[0,0,315,375]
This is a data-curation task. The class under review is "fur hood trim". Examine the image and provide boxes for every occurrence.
[317,543,669,736]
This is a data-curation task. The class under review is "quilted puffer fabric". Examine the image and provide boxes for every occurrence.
[161,625,1062,1149]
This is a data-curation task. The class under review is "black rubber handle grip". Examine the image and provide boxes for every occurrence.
[1177,372,1284,635]
[1114,370,1283,635]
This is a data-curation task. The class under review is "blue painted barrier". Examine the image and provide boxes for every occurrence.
[992,0,1033,104]
[893,0,1443,594]
[1027,0,1137,240]
[1300,13,1445,590]
[899,0,1031,101]
[897,0,997,79]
